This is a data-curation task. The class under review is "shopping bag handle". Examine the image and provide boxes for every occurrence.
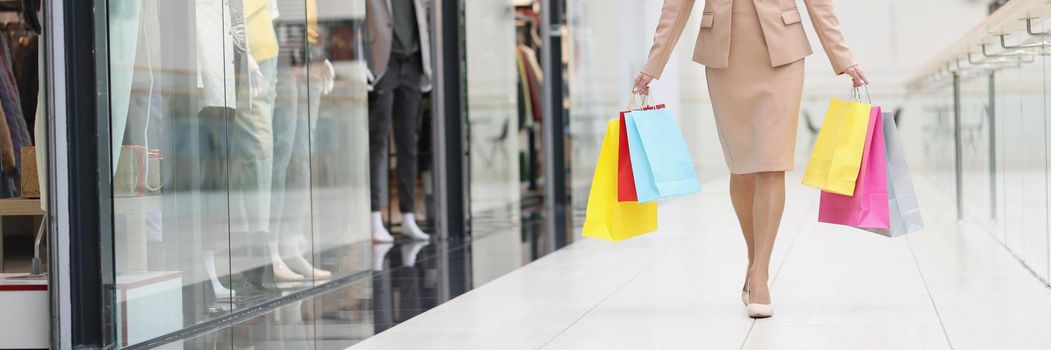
[625,92,650,111]
[851,86,872,104]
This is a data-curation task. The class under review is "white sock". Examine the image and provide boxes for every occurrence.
[401,213,431,241]
[372,212,394,242]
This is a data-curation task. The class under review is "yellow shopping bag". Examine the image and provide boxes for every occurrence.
[583,119,658,241]
[802,98,872,196]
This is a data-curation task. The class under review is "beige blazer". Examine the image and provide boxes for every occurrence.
[641,0,856,79]
[365,0,434,91]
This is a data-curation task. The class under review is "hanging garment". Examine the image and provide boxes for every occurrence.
[518,44,543,122]
[0,35,31,198]
[0,105,13,172]
[4,24,38,136]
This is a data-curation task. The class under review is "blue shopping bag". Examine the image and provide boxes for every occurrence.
[624,107,701,202]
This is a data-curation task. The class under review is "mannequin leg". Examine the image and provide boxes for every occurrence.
[279,233,332,279]
[748,171,785,305]
[203,250,234,299]
[729,173,757,294]
[369,66,397,242]
[277,72,332,279]
[371,212,393,242]
[390,56,429,241]
[269,64,300,280]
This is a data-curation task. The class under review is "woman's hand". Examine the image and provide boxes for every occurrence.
[633,72,654,95]
[844,65,869,88]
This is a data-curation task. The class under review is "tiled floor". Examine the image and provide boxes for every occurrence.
[353,174,1051,349]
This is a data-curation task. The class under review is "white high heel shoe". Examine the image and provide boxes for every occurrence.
[745,285,774,318]
[747,302,774,318]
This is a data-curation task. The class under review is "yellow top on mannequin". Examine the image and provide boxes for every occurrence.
[245,0,278,61]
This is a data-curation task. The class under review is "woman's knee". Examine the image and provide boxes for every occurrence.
[755,171,785,182]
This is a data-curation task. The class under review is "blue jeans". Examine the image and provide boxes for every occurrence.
[270,63,323,238]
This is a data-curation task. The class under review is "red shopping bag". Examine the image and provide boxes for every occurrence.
[618,104,665,202]
[618,111,639,202]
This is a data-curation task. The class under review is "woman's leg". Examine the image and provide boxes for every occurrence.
[729,173,757,293]
[748,171,786,304]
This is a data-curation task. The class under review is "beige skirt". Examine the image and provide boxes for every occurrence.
[705,0,805,174]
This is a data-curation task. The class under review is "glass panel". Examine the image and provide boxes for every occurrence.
[463,0,523,282]
[1019,57,1047,280]
[960,76,993,229]
[305,0,371,281]
[108,0,237,346]
[999,64,1023,256]
[107,0,373,347]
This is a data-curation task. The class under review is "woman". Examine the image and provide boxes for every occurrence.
[633,0,868,318]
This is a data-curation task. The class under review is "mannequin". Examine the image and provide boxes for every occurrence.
[194,0,243,300]
[365,0,434,242]
[268,0,334,281]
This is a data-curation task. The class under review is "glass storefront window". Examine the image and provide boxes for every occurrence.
[105,0,374,346]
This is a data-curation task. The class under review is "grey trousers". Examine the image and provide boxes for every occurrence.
[369,54,423,213]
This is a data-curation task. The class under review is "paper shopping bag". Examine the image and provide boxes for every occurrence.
[618,111,639,202]
[582,119,658,241]
[865,114,924,237]
[624,107,701,203]
[819,108,890,229]
[618,104,666,202]
[803,98,872,196]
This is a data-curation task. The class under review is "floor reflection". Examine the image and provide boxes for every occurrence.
[175,208,570,349]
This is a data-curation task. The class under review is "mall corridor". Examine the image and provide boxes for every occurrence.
[20,0,1051,348]
[352,174,1051,349]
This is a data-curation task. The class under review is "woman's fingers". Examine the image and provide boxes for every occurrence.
[847,66,868,87]
[633,72,653,94]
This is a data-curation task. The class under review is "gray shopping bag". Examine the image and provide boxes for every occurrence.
[865,113,924,237]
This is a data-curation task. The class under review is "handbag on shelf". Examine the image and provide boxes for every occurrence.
[113,145,163,197]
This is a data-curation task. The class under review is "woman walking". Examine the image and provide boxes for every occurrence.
[632,0,868,318]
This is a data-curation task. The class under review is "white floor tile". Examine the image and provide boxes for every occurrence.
[352,328,563,350]
[942,322,1051,350]
[755,295,941,327]
[542,326,750,350]
[743,324,950,350]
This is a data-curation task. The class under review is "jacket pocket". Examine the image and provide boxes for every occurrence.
[780,8,802,25]
[700,12,714,28]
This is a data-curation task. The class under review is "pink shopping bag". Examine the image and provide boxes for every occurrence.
[818,107,890,229]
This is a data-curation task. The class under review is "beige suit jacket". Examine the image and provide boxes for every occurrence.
[365,0,434,91]
[641,0,856,79]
